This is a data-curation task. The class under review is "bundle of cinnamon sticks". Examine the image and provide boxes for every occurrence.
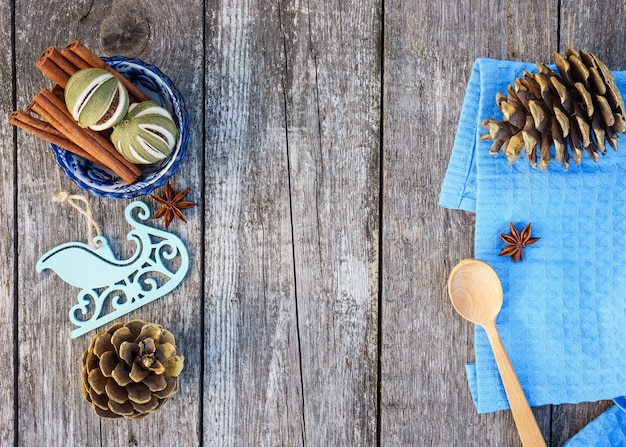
[9,40,151,184]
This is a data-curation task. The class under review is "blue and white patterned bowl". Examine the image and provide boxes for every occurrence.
[49,56,189,199]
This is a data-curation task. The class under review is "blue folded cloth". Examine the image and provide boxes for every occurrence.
[440,58,626,413]
[564,406,626,446]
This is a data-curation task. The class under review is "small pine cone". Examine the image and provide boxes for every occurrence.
[81,319,185,419]
[481,48,625,170]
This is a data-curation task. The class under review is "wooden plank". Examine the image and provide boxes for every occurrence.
[204,0,380,444]
[15,1,202,445]
[547,2,626,444]
[560,0,626,71]
[0,0,14,444]
[203,1,305,445]
[280,0,381,445]
[94,1,204,445]
[15,3,100,445]
[381,0,558,445]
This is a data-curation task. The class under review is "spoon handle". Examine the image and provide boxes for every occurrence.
[482,321,546,447]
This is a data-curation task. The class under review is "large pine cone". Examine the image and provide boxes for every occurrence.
[481,48,625,170]
[81,319,185,419]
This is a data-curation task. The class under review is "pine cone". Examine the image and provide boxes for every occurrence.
[481,48,625,170]
[81,319,185,419]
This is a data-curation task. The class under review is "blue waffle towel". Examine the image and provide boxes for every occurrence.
[564,406,626,446]
[441,58,626,414]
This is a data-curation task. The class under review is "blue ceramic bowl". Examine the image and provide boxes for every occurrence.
[49,56,189,199]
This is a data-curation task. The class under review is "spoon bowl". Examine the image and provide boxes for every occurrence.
[448,258,546,447]
[448,258,503,325]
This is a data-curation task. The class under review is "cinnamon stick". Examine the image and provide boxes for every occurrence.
[36,47,70,88]
[27,101,105,166]
[12,41,161,184]
[50,84,65,101]
[11,109,64,138]
[38,89,141,177]
[65,40,150,102]
[60,47,91,70]
[32,89,139,183]
[46,46,78,77]
[41,89,141,176]
[39,89,140,176]
[10,111,99,163]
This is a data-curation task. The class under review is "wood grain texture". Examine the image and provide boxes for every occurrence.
[95,1,204,446]
[5,1,626,445]
[560,0,626,70]
[204,0,380,444]
[280,1,380,445]
[203,1,305,445]
[15,1,203,446]
[15,2,103,445]
[0,0,14,444]
[381,0,558,445]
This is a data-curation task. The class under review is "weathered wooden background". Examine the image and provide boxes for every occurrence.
[2,0,624,445]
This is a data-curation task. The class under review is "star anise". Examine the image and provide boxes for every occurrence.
[150,182,197,228]
[498,222,540,262]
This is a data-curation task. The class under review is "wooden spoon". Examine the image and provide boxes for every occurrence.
[448,258,546,447]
